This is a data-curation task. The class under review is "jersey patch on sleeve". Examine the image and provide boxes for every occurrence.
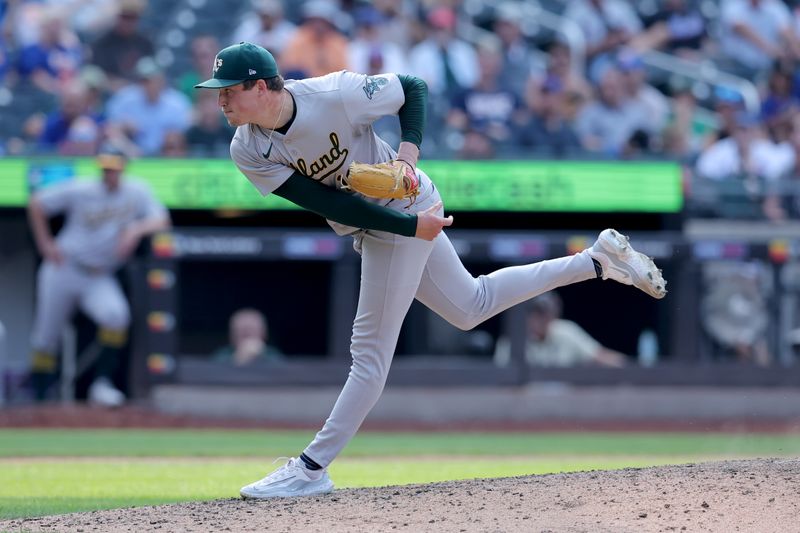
[363,75,389,100]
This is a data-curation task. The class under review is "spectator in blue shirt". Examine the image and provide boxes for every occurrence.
[634,0,708,59]
[761,64,799,143]
[105,57,191,156]
[446,38,523,146]
[0,0,8,86]
[39,81,104,155]
[16,8,83,93]
[574,67,650,157]
[517,75,582,158]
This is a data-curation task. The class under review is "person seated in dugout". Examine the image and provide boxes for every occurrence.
[212,308,284,366]
[494,291,627,368]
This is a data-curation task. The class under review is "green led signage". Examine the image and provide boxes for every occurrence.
[0,158,682,212]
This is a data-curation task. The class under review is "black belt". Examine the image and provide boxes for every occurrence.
[71,262,109,276]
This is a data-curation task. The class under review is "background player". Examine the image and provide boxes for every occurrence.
[26,147,171,406]
[194,42,666,498]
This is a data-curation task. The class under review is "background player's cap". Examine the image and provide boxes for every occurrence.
[194,42,279,89]
[97,145,128,171]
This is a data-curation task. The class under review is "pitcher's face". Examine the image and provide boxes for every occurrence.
[217,83,261,127]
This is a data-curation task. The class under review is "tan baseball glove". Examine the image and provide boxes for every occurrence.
[343,161,420,202]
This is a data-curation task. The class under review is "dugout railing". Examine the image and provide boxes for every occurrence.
[126,227,800,398]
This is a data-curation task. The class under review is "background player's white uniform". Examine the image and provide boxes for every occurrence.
[231,71,598,467]
[30,178,167,380]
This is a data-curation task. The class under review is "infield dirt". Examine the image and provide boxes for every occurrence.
[2,458,797,533]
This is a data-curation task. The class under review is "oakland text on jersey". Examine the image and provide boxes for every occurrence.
[292,132,349,182]
[83,203,137,229]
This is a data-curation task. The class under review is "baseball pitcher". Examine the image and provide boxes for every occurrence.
[195,42,667,498]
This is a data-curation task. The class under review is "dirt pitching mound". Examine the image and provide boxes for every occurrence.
[3,458,798,533]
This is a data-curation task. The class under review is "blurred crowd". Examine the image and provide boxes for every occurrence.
[3,0,800,219]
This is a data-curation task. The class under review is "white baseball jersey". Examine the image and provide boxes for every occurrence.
[36,179,167,270]
[230,71,435,236]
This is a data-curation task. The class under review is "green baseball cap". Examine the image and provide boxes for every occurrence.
[195,42,279,89]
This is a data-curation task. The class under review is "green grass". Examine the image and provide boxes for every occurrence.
[1,429,798,520]
[3,429,800,457]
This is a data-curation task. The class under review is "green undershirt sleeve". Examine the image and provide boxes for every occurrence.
[273,172,418,237]
[396,74,428,147]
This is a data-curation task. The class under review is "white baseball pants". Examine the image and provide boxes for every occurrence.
[304,173,596,467]
[30,261,131,354]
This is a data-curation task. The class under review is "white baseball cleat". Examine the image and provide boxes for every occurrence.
[240,457,334,499]
[88,377,125,408]
[588,229,667,299]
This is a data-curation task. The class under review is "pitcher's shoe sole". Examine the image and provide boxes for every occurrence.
[590,229,667,299]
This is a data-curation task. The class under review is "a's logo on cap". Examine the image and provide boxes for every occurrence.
[213,57,223,73]
[249,68,257,75]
